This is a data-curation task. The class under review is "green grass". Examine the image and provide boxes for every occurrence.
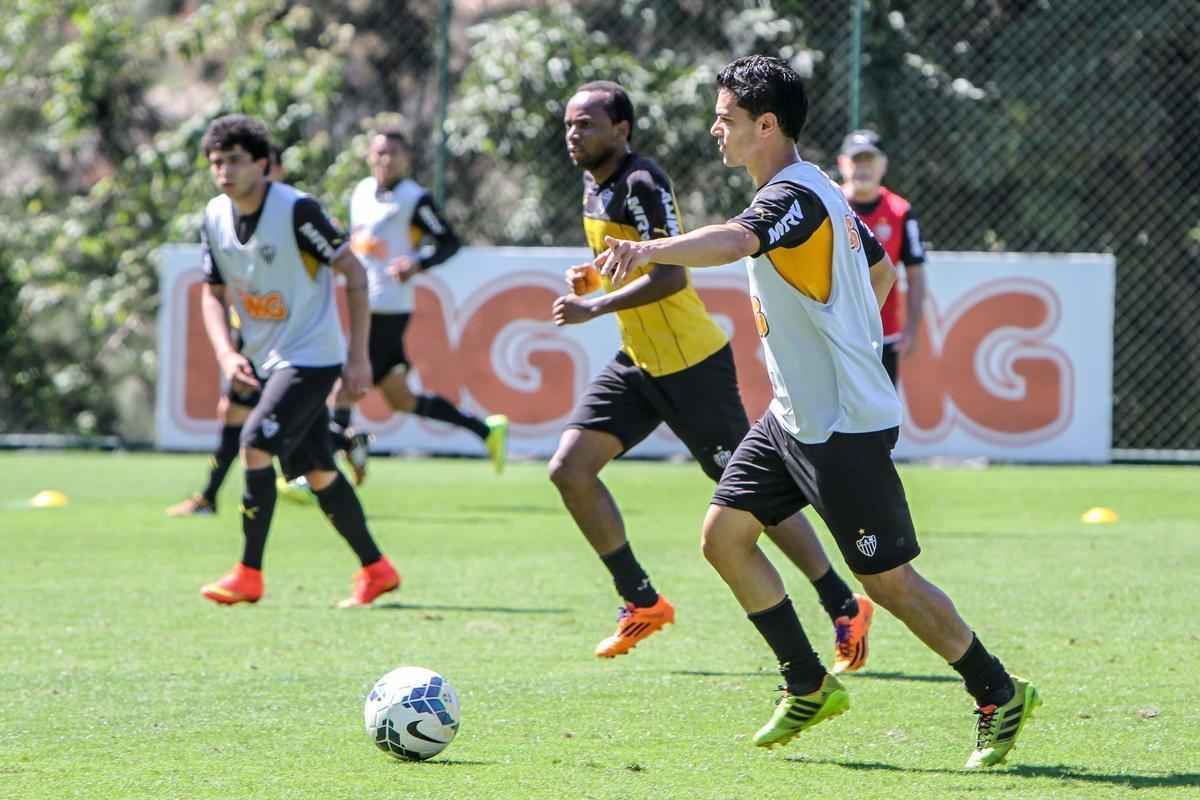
[1,453,1197,799]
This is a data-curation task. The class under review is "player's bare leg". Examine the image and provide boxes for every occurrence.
[855,564,971,662]
[550,428,674,656]
[762,511,830,581]
[548,428,626,556]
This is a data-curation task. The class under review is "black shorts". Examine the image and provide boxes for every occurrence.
[882,342,899,386]
[567,344,749,481]
[711,412,920,574]
[241,365,342,480]
[369,312,411,385]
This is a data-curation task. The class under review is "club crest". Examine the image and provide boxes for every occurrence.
[855,529,878,557]
[258,243,276,264]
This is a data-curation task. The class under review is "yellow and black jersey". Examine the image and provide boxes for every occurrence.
[581,152,727,376]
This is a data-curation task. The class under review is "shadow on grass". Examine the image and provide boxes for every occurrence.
[390,758,496,767]
[792,759,1200,789]
[844,670,960,684]
[373,602,570,615]
[669,669,958,684]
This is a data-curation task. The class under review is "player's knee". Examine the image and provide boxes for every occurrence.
[699,506,748,564]
[547,454,586,493]
[857,564,918,610]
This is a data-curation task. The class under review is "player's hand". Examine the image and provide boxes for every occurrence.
[552,294,596,326]
[386,255,421,283]
[565,263,602,295]
[219,351,260,392]
[342,357,372,400]
[596,235,651,286]
[895,325,919,357]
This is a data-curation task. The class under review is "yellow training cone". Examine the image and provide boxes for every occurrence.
[1081,507,1118,524]
[30,489,69,509]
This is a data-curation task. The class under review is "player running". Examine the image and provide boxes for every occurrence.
[330,126,508,485]
[550,81,874,671]
[195,114,399,608]
[597,57,1039,768]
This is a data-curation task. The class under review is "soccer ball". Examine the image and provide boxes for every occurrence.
[364,666,461,761]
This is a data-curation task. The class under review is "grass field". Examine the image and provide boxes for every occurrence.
[1,452,1197,799]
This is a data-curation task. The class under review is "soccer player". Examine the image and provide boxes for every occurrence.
[597,57,1039,768]
[550,81,873,670]
[837,130,926,384]
[330,125,508,485]
[166,142,290,517]
[195,114,399,608]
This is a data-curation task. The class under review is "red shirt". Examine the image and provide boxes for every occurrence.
[848,187,925,340]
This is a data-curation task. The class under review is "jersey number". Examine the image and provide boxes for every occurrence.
[751,295,770,338]
[844,215,862,251]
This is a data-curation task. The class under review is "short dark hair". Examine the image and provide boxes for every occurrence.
[201,114,272,161]
[575,80,635,145]
[373,125,410,149]
[269,143,284,165]
[716,56,808,141]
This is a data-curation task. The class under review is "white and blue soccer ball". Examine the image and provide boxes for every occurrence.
[364,666,461,761]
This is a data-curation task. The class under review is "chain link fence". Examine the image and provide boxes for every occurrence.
[424,0,1198,456]
[4,0,1197,455]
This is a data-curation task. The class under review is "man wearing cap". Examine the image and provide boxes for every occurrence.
[837,130,926,385]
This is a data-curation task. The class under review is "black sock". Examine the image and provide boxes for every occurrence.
[314,472,383,567]
[599,542,659,608]
[748,596,826,695]
[950,634,1014,707]
[414,394,490,440]
[811,567,859,623]
[201,425,242,504]
[240,466,278,570]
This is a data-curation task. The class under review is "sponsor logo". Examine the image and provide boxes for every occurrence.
[627,194,650,238]
[873,221,892,243]
[855,529,878,557]
[405,720,447,745]
[417,204,446,236]
[299,221,337,262]
[902,279,1073,445]
[766,200,804,244]
[658,188,681,236]
[261,416,279,439]
[751,295,769,338]
[237,289,288,321]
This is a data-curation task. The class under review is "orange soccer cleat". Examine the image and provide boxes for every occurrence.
[831,593,874,674]
[338,556,401,608]
[594,595,676,658]
[201,563,263,605]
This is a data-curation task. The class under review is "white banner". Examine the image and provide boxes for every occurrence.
[157,246,1113,462]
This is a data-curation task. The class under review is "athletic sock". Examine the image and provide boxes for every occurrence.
[240,466,278,570]
[950,634,1015,707]
[314,472,383,567]
[748,596,826,695]
[811,567,859,623]
[599,542,659,608]
[414,394,490,440]
[201,424,242,504]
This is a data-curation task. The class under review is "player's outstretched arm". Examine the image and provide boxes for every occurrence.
[597,223,758,285]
